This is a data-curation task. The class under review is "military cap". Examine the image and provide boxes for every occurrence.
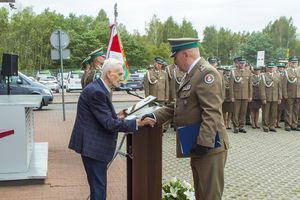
[246,61,250,66]
[224,66,232,71]
[289,56,299,63]
[233,57,239,63]
[89,47,105,58]
[81,57,90,66]
[148,65,154,69]
[154,57,165,65]
[237,56,247,63]
[208,56,219,63]
[167,38,200,58]
[266,61,276,68]
[88,57,93,64]
[217,66,224,70]
[163,61,168,66]
[277,63,286,68]
[253,66,261,70]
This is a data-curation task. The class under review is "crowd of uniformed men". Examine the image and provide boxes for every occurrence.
[80,47,300,134]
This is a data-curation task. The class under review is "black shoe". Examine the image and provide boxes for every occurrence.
[275,126,281,128]
[297,124,300,128]
[227,127,232,130]
[239,129,247,133]
[233,129,238,134]
[170,124,174,128]
[256,126,261,129]
[252,126,256,129]
[246,122,252,125]
[162,129,167,133]
[269,128,277,132]
[291,128,300,131]
[263,128,269,132]
[285,128,291,132]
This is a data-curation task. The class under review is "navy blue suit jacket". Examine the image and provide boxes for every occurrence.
[68,78,136,164]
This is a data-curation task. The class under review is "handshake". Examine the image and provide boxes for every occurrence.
[137,113,156,128]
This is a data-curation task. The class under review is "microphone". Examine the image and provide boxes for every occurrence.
[114,87,132,91]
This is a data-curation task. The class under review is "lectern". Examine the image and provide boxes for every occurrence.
[127,125,162,200]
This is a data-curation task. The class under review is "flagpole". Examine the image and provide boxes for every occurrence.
[111,3,118,99]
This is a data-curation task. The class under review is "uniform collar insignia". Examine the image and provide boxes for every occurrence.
[182,85,191,91]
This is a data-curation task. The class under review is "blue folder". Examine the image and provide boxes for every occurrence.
[177,122,221,155]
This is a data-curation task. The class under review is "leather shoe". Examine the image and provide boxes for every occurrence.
[269,128,277,132]
[246,122,252,125]
[291,127,300,131]
[239,129,247,133]
[252,126,256,129]
[297,124,300,128]
[233,129,238,134]
[263,128,269,132]
[285,128,291,132]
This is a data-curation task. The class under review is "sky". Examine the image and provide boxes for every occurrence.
[1,0,300,40]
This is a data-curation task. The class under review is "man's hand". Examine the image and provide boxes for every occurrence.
[137,117,156,128]
[231,98,235,102]
[284,96,288,99]
[141,113,155,120]
[190,144,208,156]
[262,99,267,104]
[278,99,281,104]
[248,98,252,102]
[117,108,128,120]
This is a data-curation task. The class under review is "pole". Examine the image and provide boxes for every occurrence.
[59,30,66,121]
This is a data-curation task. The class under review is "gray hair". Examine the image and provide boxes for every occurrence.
[101,58,123,76]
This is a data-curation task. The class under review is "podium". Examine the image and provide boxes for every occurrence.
[127,125,162,200]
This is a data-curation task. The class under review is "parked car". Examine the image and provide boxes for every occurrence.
[36,70,51,82]
[38,76,59,93]
[66,70,84,92]
[57,72,68,88]
[0,68,54,110]
[124,74,144,91]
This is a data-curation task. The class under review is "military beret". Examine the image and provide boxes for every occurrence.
[167,38,200,58]
[289,56,299,63]
[155,57,165,65]
[266,61,276,67]
[89,47,105,58]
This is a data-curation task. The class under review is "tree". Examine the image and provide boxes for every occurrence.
[162,16,179,43]
[178,17,198,38]
[145,14,163,47]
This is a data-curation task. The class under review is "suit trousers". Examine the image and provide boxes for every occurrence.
[233,99,248,130]
[262,101,277,130]
[284,98,300,129]
[190,151,227,200]
[81,155,107,200]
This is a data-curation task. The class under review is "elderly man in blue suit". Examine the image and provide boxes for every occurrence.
[69,58,156,200]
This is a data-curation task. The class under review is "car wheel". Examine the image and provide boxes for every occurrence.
[66,88,70,92]
[56,90,59,93]
[33,100,43,111]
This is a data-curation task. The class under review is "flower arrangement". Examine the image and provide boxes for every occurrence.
[162,177,195,200]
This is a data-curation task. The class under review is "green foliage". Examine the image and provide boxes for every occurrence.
[162,177,195,200]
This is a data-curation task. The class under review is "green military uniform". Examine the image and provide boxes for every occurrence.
[81,57,92,90]
[249,71,261,109]
[282,56,300,130]
[229,57,253,132]
[222,67,233,113]
[245,61,252,125]
[208,57,225,101]
[85,48,105,87]
[171,66,186,99]
[259,62,282,132]
[153,38,228,200]
[275,63,286,112]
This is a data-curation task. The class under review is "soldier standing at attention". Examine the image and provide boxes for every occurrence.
[245,61,252,126]
[229,56,253,133]
[275,63,286,128]
[259,62,282,132]
[223,67,233,129]
[81,57,91,90]
[282,56,300,131]
[143,57,169,132]
[249,66,262,129]
[208,57,225,101]
[145,38,228,200]
[233,57,239,68]
[85,48,106,86]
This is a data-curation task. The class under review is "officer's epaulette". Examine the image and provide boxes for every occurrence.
[198,65,206,72]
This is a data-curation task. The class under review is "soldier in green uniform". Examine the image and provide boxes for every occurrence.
[208,56,225,101]
[217,66,224,74]
[85,48,106,87]
[147,65,154,70]
[81,56,92,90]
[161,61,168,71]
[282,56,300,131]
[275,62,286,128]
[143,57,169,132]
[229,56,253,133]
[245,61,252,126]
[223,66,233,129]
[233,57,239,68]
[259,62,282,132]
[249,66,261,129]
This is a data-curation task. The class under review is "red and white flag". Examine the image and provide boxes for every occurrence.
[106,23,130,83]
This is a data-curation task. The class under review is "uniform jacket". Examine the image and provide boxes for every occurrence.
[171,67,186,99]
[68,78,136,164]
[166,64,175,101]
[85,64,102,86]
[251,74,260,100]
[153,58,229,158]
[224,74,231,102]
[282,68,300,98]
[229,68,253,99]
[81,70,88,89]
[218,70,226,101]
[144,69,169,101]
[259,72,282,102]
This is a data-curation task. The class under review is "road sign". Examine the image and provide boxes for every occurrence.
[51,49,70,60]
[50,30,69,50]
[257,51,265,66]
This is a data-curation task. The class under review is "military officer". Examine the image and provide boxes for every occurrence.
[85,48,106,86]
[217,66,224,74]
[208,56,225,101]
[143,57,169,132]
[245,61,252,126]
[223,66,233,129]
[282,56,300,131]
[162,61,168,71]
[249,66,262,129]
[233,57,239,68]
[229,56,253,133]
[275,62,286,128]
[81,57,92,90]
[147,65,154,70]
[259,62,282,132]
[145,38,228,200]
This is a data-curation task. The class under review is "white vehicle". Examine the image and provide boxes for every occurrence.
[66,70,84,92]
[36,70,51,82]
[39,76,59,93]
[57,72,68,88]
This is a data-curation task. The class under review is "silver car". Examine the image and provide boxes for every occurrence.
[39,76,59,93]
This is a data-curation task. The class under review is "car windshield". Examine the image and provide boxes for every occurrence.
[41,76,56,81]
[70,72,83,79]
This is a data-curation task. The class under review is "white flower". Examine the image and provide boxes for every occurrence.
[184,190,195,200]
[182,180,192,189]
[170,177,177,185]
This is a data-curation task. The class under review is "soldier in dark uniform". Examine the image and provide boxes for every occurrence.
[249,66,261,129]
[223,66,233,129]
[275,62,286,128]
[85,48,106,87]
[259,62,282,132]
